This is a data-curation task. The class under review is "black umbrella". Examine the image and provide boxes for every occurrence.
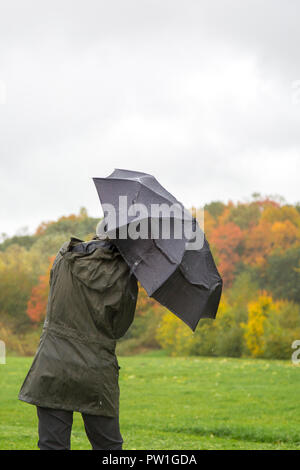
[93,169,222,331]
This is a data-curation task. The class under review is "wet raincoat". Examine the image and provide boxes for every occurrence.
[18,237,138,417]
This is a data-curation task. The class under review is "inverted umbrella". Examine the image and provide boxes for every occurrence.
[93,169,222,331]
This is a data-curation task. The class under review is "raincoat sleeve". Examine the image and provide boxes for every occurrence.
[111,272,138,339]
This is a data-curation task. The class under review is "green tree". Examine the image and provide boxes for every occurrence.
[228,202,261,229]
[264,246,300,303]
[204,201,226,219]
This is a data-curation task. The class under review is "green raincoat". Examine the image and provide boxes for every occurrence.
[18,237,138,417]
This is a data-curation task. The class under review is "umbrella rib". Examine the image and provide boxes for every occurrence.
[152,238,181,265]
[98,176,183,209]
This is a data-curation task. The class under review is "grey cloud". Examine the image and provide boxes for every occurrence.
[0,0,299,236]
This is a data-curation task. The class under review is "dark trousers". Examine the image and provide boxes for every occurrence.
[36,406,123,450]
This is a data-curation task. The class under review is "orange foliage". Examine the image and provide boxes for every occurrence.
[244,219,273,267]
[35,212,81,235]
[35,221,54,236]
[210,222,243,287]
[136,283,161,316]
[27,256,55,323]
[217,202,234,226]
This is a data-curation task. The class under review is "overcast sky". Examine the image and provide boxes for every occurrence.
[1,0,300,236]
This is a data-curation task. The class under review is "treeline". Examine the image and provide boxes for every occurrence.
[156,195,300,359]
[0,207,99,354]
[0,195,300,358]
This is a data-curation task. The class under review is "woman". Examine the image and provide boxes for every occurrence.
[19,236,138,450]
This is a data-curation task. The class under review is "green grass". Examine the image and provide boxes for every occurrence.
[0,352,300,450]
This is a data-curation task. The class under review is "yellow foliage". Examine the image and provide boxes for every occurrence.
[243,292,277,357]
[156,298,229,356]
[261,204,300,226]
[156,312,193,356]
[271,220,299,247]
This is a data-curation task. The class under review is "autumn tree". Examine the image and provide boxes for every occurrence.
[0,245,37,329]
[242,292,273,357]
[264,246,300,303]
[209,222,243,286]
[27,256,55,323]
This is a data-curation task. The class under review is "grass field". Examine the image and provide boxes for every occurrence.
[0,352,299,450]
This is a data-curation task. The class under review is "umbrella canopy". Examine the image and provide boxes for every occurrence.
[93,169,222,331]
